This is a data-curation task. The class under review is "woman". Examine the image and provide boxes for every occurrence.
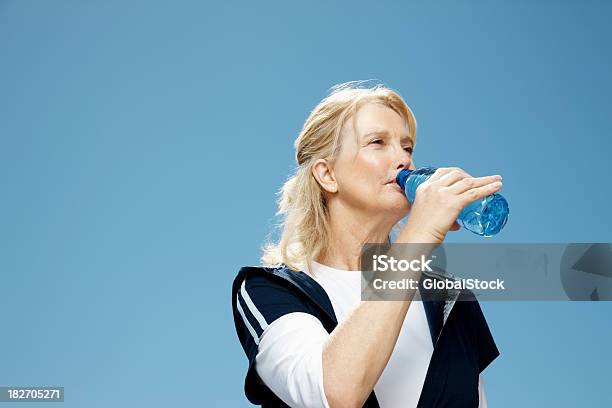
[232,81,502,408]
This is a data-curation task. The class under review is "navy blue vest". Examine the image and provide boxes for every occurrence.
[231,265,500,407]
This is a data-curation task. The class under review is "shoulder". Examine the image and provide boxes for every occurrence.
[232,264,313,302]
[232,265,320,346]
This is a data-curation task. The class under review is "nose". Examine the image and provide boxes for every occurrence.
[393,146,412,171]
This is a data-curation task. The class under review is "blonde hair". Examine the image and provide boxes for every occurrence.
[261,80,418,272]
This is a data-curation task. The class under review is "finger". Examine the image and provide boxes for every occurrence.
[458,180,503,204]
[435,168,471,188]
[427,167,463,183]
[446,175,502,195]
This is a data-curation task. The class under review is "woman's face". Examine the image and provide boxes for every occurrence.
[324,102,416,219]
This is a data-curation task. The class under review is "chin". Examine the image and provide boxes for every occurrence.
[380,197,409,216]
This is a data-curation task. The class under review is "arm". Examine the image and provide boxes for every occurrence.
[321,228,432,408]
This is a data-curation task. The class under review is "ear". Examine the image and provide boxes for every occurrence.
[311,158,338,193]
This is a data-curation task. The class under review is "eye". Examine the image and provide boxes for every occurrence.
[370,139,384,145]
[403,146,414,153]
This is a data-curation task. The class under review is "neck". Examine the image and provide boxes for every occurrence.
[315,200,397,271]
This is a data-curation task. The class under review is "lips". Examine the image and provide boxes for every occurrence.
[386,172,403,185]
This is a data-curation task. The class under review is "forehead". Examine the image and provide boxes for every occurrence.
[343,102,412,141]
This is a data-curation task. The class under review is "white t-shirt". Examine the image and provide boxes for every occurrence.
[255,260,488,408]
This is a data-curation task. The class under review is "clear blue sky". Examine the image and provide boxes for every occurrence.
[1,1,610,406]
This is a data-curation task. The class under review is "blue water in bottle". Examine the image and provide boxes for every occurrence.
[396,167,509,237]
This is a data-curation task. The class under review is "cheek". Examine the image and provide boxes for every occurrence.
[350,169,384,198]
[337,154,389,199]
[354,151,388,182]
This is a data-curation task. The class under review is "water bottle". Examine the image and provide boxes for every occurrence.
[396,167,509,237]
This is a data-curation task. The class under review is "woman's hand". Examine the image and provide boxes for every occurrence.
[401,167,503,244]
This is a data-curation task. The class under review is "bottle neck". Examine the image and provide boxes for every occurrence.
[395,169,414,189]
